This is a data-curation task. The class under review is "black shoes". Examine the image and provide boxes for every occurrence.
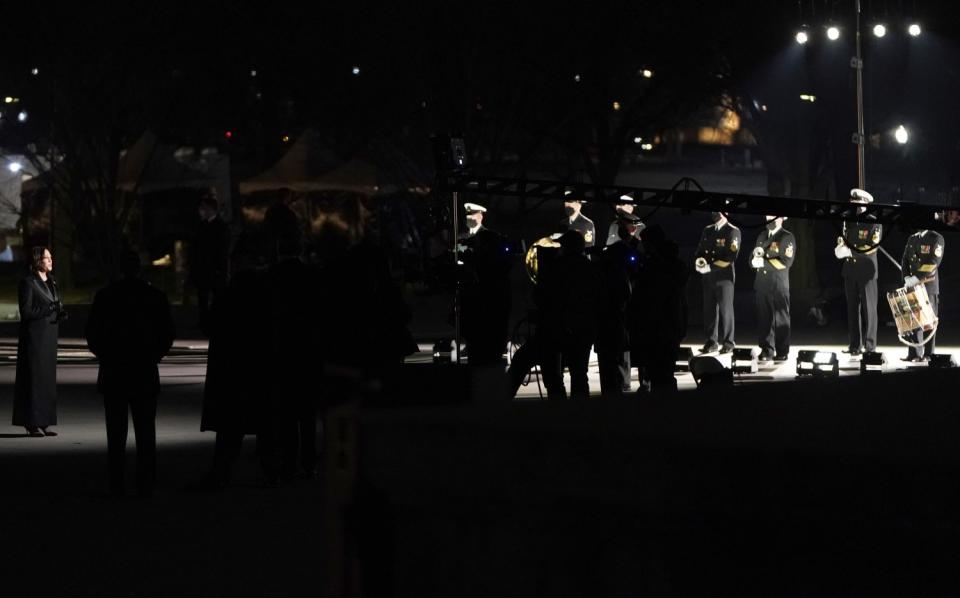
[758,351,774,363]
[774,353,790,362]
[25,427,44,437]
[699,343,719,354]
[40,427,57,437]
[842,348,862,357]
[719,345,735,355]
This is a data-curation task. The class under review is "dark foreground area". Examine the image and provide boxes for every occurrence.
[4,358,960,596]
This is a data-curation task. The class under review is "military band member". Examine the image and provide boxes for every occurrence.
[562,193,596,248]
[752,216,795,362]
[901,229,944,362]
[458,202,512,365]
[835,188,882,356]
[605,195,645,246]
[694,212,741,354]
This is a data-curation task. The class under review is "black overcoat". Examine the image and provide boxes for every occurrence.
[13,273,59,427]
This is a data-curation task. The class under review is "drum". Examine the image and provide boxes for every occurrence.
[886,284,938,336]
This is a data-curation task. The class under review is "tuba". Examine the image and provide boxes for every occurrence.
[524,235,562,283]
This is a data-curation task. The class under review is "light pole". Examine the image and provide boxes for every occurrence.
[854,0,866,189]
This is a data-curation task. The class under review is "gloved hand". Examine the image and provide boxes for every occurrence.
[835,244,852,259]
[751,257,764,269]
[904,275,920,288]
[695,263,711,274]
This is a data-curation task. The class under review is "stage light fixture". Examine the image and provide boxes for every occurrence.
[432,340,457,364]
[689,356,733,388]
[8,162,22,173]
[797,350,839,377]
[908,23,921,37]
[731,348,758,374]
[795,30,809,44]
[928,354,957,369]
[675,347,694,372]
[827,26,841,41]
[860,351,887,374]
[873,24,887,38]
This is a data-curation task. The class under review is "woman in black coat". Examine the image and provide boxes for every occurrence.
[13,247,63,436]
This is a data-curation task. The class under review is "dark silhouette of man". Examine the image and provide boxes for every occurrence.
[85,250,175,497]
[189,191,230,335]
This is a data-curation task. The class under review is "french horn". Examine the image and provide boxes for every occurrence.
[524,235,562,283]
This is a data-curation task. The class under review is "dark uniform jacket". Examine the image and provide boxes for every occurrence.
[841,218,882,282]
[85,278,175,397]
[753,227,796,292]
[562,214,596,248]
[695,222,741,283]
[902,230,944,295]
[595,238,641,353]
[190,215,231,288]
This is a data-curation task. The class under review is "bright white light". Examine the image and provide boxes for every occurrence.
[612,101,621,111]
[3,97,13,104]
[17,111,27,123]
[573,74,581,82]
[800,94,817,102]
[641,143,653,150]
[827,26,840,41]
[351,66,361,75]
[250,69,257,77]
[30,68,39,76]
[895,125,909,144]
[873,24,887,38]
[813,352,835,364]
[795,31,808,44]
[641,69,653,78]
[8,162,22,173]
[633,137,642,144]
[908,23,922,37]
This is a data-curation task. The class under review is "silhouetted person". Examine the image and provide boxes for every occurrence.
[267,238,322,479]
[199,252,273,489]
[632,225,688,393]
[264,189,302,260]
[85,251,175,497]
[189,191,230,335]
[536,230,599,399]
[596,213,642,398]
[13,246,63,437]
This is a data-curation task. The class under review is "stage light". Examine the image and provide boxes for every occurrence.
[250,69,257,77]
[895,125,909,144]
[612,101,621,111]
[17,111,27,123]
[641,143,653,150]
[675,347,694,372]
[795,30,809,44]
[800,94,817,102]
[633,137,642,144]
[641,69,653,78]
[689,356,733,388]
[797,350,839,376]
[30,68,39,76]
[224,130,233,139]
[873,24,887,38]
[3,97,15,104]
[928,354,956,368]
[731,347,759,374]
[8,162,22,173]
[573,74,581,83]
[827,26,840,41]
[351,66,361,76]
[860,351,887,374]
[908,23,921,37]
[432,340,457,364]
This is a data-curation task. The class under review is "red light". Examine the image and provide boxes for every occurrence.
[224,130,233,139]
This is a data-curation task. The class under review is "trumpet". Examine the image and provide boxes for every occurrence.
[694,257,707,270]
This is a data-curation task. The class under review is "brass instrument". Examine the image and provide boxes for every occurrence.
[752,246,764,259]
[694,257,707,270]
[524,235,562,283]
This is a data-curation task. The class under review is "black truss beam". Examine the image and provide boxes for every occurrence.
[439,173,958,233]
